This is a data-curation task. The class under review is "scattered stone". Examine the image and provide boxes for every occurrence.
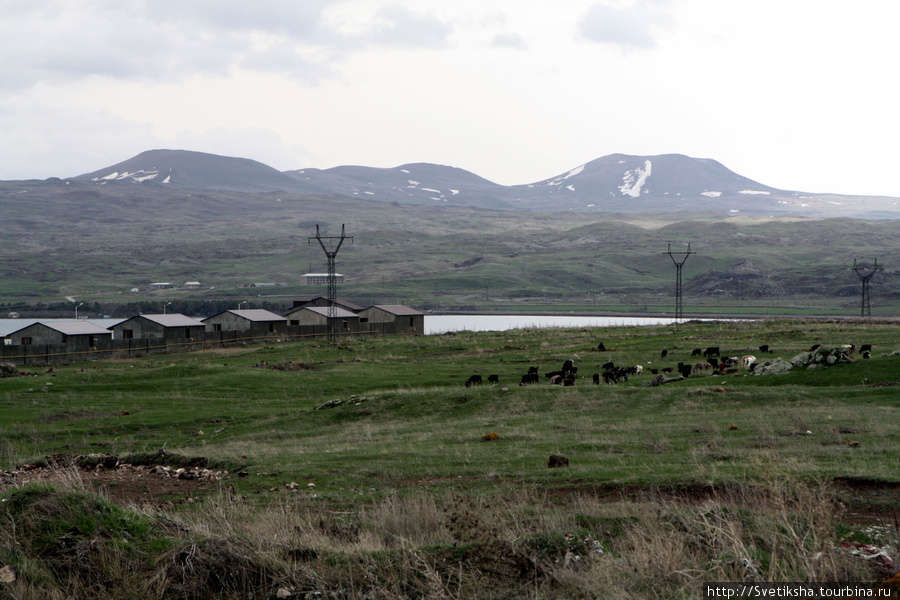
[753,358,793,376]
[285,482,299,491]
[0,565,16,584]
[548,455,569,468]
[0,364,22,378]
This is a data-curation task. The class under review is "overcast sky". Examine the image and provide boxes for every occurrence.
[2,1,898,197]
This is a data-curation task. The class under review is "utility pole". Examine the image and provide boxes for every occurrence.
[852,258,881,318]
[664,243,693,324]
[309,224,352,343]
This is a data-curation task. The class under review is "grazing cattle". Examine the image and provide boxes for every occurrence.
[597,342,606,351]
[549,374,564,385]
[592,373,601,384]
[520,372,540,385]
[859,344,872,354]
[758,344,771,353]
[863,351,871,359]
[487,374,499,384]
[634,365,643,375]
[691,348,703,357]
[703,347,720,358]
[707,357,719,370]
[562,359,575,374]
[677,362,692,378]
[660,349,668,359]
[465,374,483,387]
[742,355,757,369]
[650,368,659,375]
[563,374,576,386]
[602,361,615,371]
[693,362,711,374]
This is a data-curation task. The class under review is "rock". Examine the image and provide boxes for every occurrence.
[0,565,16,583]
[753,358,793,376]
[0,364,22,378]
[548,455,569,468]
[285,482,299,491]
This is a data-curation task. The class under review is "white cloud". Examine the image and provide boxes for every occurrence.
[579,0,676,49]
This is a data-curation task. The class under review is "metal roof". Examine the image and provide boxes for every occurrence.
[31,321,114,335]
[227,309,287,322]
[124,314,205,328]
[292,306,360,319]
[366,305,424,316]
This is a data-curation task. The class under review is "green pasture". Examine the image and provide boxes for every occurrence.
[2,319,898,501]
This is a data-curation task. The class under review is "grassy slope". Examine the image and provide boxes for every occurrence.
[2,319,899,599]
[3,319,898,493]
[2,183,899,315]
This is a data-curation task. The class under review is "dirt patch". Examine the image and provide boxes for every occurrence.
[253,360,315,371]
[0,454,231,508]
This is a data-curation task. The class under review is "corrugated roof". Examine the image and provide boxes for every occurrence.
[135,314,205,327]
[295,306,360,319]
[38,321,114,335]
[228,309,287,322]
[368,305,424,316]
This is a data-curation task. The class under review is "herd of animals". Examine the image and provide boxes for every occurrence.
[463,341,874,388]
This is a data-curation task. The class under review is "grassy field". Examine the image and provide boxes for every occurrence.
[1,319,899,599]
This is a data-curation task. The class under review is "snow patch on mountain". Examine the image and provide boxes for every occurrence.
[93,170,160,183]
[739,190,771,195]
[619,160,651,197]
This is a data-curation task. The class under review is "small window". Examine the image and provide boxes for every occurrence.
[213,323,222,332]
[360,317,368,323]
[88,335,96,347]
[409,317,415,326]
[268,323,275,333]
[22,337,32,345]
[184,328,191,338]
[123,329,134,340]
[290,320,299,326]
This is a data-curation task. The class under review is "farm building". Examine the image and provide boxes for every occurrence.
[291,297,365,312]
[202,309,287,337]
[6,321,113,351]
[302,273,344,286]
[109,314,205,343]
[358,305,425,335]
[283,306,361,332]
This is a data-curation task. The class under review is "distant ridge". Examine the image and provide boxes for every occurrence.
[62,148,900,218]
[74,149,316,194]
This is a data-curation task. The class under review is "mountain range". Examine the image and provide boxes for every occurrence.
[66,149,900,219]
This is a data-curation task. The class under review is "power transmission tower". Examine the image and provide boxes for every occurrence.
[852,258,881,318]
[664,243,693,324]
[309,224,352,343]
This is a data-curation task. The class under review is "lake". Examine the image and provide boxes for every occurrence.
[424,314,676,334]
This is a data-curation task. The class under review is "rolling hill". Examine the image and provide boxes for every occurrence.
[62,149,900,219]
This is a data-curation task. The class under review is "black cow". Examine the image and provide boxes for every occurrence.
[487,374,499,384]
[592,373,601,384]
[860,344,873,354]
[660,349,668,359]
[602,361,615,371]
[758,344,771,353]
[562,359,575,375]
[597,342,606,351]
[703,347,720,358]
[691,348,703,357]
[465,374,482,387]
[520,372,540,385]
[677,362,692,378]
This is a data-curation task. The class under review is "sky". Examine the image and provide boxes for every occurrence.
[2,0,899,197]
